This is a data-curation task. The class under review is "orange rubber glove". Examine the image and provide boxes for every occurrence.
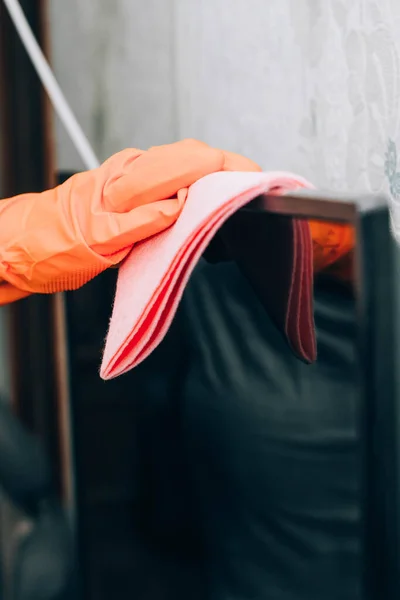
[0,139,229,305]
[309,220,355,282]
[0,138,354,306]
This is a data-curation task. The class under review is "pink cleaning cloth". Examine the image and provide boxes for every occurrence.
[100,171,313,380]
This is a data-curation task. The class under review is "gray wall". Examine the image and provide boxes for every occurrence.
[48,0,177,171]
[48,0,400,201]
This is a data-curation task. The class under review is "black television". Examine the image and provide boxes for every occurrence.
[252,189,400,600]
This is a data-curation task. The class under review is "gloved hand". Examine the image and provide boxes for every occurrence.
[309,220,355,279]
[0,139,242,304]
[0,138,354,306]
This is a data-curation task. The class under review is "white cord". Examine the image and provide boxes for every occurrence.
[2,0,100,171]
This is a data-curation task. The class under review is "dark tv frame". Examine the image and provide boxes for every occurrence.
[249,190,399,600]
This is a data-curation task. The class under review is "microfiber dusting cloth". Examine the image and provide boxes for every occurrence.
[100,171,316,379]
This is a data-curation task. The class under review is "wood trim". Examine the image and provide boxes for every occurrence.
[0,0,74,509]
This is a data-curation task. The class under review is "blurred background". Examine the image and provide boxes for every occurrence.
[0,1,400,599]
[49,0,400,194]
